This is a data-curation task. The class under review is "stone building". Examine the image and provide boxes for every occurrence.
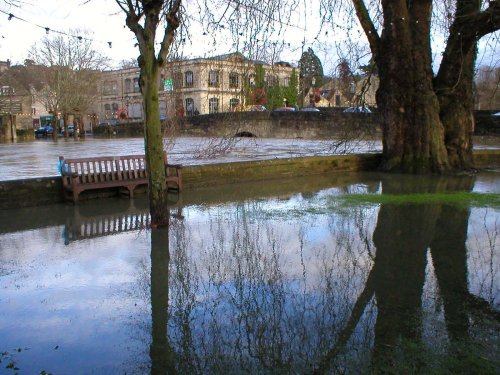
[302,75,379,109]
[97,52,296,122]
[0,62,53,131]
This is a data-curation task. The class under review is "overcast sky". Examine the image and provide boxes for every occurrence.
[0,0,334,70]
[0,1,497,73]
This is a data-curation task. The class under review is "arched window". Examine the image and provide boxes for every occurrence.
[184,71,194,88]
[185,98,194,116]
[229,98,239,112]
[208,97,219,114]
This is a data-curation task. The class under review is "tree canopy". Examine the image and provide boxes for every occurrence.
[299,48,324,88]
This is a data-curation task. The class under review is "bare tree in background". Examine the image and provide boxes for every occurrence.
[30,31,108,139]
[475,65,500,109]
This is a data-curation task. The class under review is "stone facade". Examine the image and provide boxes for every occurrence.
[97,53,295,122]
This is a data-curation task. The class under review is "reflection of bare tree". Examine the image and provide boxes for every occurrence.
[150,227,176,375]
[128,176,498,374]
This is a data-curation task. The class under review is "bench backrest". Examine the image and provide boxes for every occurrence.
[60,155,148,184]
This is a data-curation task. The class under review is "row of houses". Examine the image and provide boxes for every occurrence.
[0,53,378,133]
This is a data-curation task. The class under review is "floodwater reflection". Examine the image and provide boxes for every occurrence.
[0,173,498,374]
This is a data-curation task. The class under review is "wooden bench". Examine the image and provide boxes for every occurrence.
[59,153,182,203]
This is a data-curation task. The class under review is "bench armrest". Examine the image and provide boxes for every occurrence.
[166,163,183,169]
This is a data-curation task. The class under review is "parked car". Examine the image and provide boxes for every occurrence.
[300,107,320,112]
[60,124,75,136]
[97,120,118,127]
[343,106,372,113]
[273,107,296,112]
[34,125,54,137]
[248,105,267,112]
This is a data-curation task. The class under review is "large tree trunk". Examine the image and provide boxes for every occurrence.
[375,1,449,173]
[434,1,480,170]
[140,51,169,226]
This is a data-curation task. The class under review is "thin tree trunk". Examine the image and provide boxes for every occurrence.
[141,52,169,226]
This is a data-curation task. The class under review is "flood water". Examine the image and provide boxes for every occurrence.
[1,172,499,374]
[0,136,382,181]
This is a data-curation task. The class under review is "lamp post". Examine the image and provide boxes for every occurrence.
[283,97,288,108]
[311,77,316,108]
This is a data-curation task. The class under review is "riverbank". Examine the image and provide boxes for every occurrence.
[1,150,499,210]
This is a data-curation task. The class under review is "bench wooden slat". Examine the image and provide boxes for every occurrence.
[92,161,99,183]
[59,152,182,203]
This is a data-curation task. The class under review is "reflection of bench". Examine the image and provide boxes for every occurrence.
[59,154,182,203]
[63,200,184,244]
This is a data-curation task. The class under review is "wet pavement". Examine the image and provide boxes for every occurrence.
[0,172,499,374]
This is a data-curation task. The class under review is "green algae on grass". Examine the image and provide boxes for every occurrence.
[336,192,500,208]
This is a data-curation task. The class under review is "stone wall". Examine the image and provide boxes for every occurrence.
[0,154,381,210]
[181,111,383,139]
[1,150,499,210]
[93,110,382,139]
[92,110,500,138]
[475,110,500,135]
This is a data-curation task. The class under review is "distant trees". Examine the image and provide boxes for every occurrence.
[335,59,356,104]
[283,68,299,107]
[475,65,500,109]
[299,48,324,89]
[30,31,108,139]
[246,64,298,109]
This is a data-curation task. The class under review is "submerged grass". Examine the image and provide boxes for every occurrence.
[336,192,500,208]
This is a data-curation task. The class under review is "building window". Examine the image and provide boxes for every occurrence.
[133,78,140,92]
[124,78,132,93]
[335,95,341,107]
[248,74,256,87]
[266,75,277,87]
[184,71,194,88]
[229,98,239,111]
[129,102,143,119]
[1,86,14,95]
[229,72,239,88]
[208,70,220,87]
[111,103,119,117]
[160,100,167,121]
[283,76,290,87]
[104,103,112,118]
[185,98,194,116]
[174,72,183,89]
[208,97,219,114]
[103,81,118,95]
